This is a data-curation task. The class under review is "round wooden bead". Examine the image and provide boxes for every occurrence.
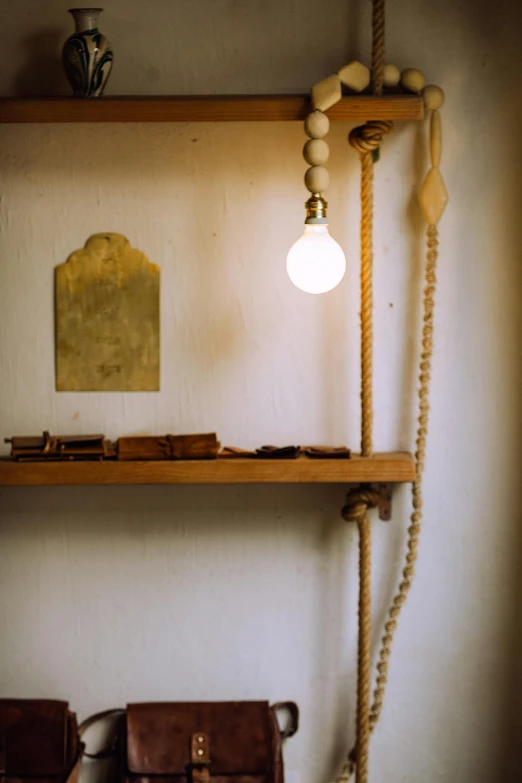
[383,63,400,87]
[400,68,426,94]
[303,139,329,166]
[304,166,329,193]
[422,84,445,110]
[304,110,330,139]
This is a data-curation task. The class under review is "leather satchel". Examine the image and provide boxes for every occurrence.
[81,701,298,783]
[0,699,83,783]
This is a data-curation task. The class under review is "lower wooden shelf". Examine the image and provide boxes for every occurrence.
[0,452,414,486]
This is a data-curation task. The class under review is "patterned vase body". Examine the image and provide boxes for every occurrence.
[62,8,113,98]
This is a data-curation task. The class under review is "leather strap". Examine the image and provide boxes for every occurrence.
[78,709,125,759]
[190,733,210,765]
[270,702,299,739]
[190,732,210,783]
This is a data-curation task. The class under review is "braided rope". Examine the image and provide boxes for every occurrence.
[367,225,438,728]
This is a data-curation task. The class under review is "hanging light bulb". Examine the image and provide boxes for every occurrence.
[286,194,346,294]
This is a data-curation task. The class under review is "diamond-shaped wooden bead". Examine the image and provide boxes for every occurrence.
[419,167,448,225]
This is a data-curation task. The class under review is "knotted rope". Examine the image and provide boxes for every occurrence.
[342,488,380,523]
[348,121,393,156]
[340,488,380,783]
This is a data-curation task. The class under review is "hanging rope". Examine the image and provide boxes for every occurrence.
[349,121,392,464]
[340,488,380,783]
[332,0,442,779]
[341,0,390,766]
[371,0,386,95]
[341,12,391,772]
[335,1,394,780]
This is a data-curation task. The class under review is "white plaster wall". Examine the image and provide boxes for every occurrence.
[1,0,521,780]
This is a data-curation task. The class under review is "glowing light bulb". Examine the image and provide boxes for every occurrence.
[286,194,346,294]
[286,224,346,294]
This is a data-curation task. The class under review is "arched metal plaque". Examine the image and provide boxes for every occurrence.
[55,233,160,391]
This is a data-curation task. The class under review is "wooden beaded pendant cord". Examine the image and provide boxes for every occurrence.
[301,2,448,782]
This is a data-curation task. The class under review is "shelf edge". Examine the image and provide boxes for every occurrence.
[0,95,424,123]
[0,452,415,486]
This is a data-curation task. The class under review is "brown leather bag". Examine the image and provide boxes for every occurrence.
[0,700,83,783]
[81,701,298,783]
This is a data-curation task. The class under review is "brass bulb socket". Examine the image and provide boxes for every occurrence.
[305,193,328,224]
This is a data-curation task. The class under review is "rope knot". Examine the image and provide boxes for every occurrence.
[348,120,393,155]
[341,486,380,523]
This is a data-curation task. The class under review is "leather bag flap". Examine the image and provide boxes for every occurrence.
[0,700,69,776]
[127,702,273,776]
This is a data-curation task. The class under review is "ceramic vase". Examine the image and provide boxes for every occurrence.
[62,8,113,98]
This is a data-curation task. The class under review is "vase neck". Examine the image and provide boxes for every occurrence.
[68,8,103,33]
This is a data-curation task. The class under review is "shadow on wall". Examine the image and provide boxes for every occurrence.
[506,523,522,781]
[465,0,522,779]
[14,29,68,96]
[502,64,522,783]
[8,0,365,97]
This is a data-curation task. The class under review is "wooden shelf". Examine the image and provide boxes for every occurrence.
[0,452,414,486]
[0,95,423,123]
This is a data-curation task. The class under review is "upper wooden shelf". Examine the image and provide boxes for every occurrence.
[0,95,424,124]
[0,452,415,486]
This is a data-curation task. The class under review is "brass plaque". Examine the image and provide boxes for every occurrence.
[55,233,160,391]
